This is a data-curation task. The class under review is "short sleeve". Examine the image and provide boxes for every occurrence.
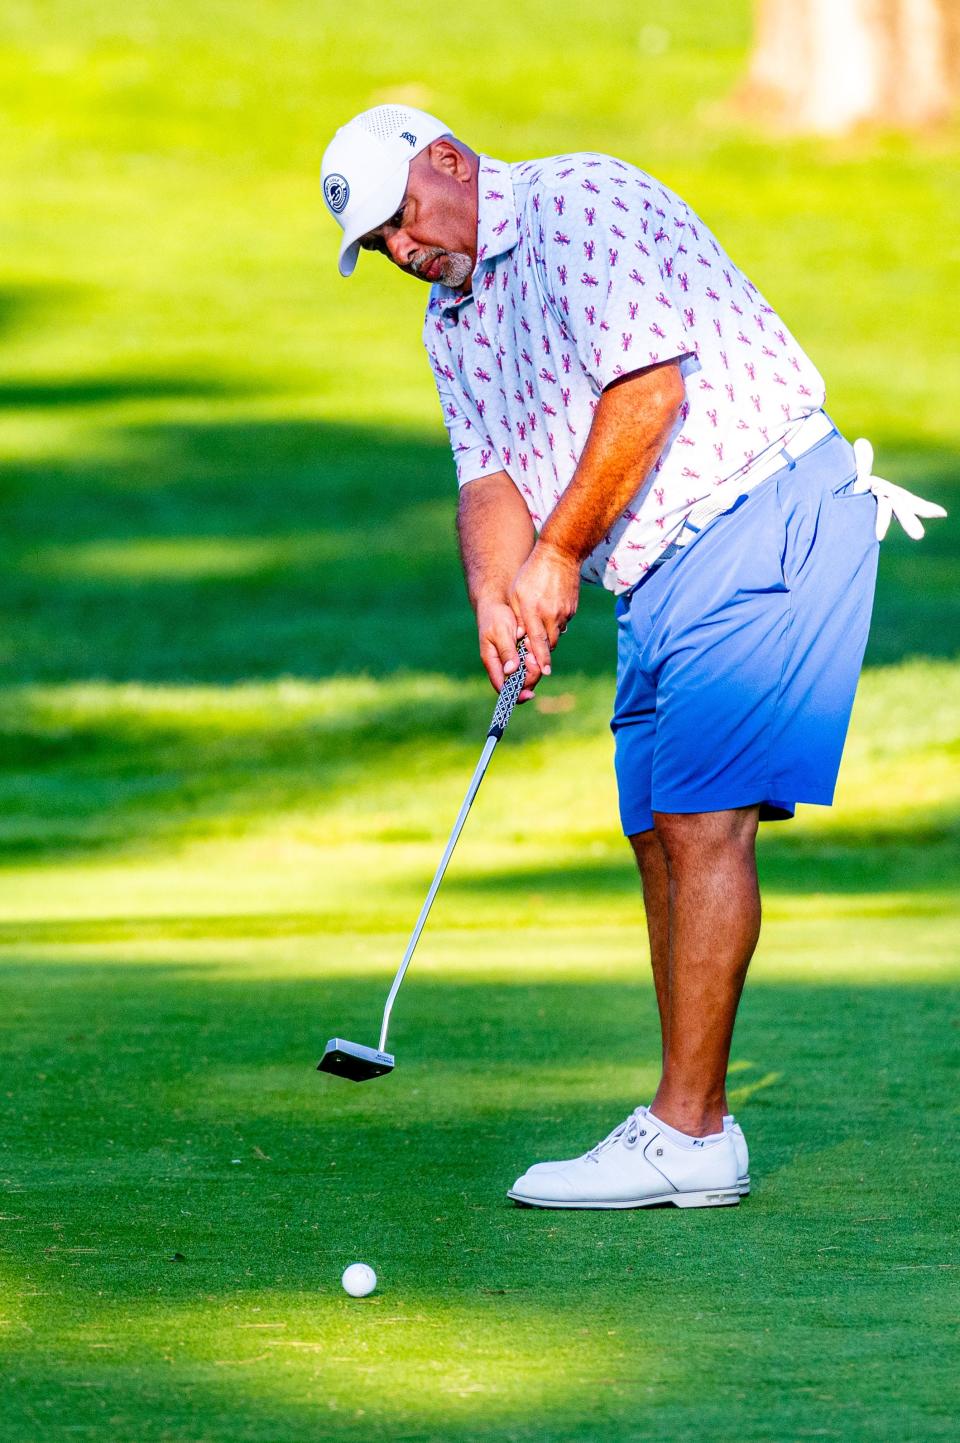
[534,160,695,391]
[423,313,501,488]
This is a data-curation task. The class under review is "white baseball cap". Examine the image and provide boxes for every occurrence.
[321,104,452,277]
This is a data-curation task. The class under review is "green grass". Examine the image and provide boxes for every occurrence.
[1,0,959,1438]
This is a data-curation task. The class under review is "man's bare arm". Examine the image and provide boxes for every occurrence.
[457,471,536,696]
[540,360,684,562]
[511,359,685,679]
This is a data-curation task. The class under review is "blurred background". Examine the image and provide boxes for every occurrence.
[2,0,957,851]
[1,2,958,1439]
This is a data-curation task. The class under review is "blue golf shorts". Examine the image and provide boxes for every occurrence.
[611,430,879,836]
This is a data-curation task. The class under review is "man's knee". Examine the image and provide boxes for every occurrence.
[629,826,668,883]
[653,807,759,869]
[629,827,662,864]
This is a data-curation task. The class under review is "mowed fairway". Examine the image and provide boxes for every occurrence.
[1,2,959,1440]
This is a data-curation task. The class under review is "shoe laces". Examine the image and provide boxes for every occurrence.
[585,1107,646,1163]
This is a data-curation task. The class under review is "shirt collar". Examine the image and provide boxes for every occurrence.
[429,155,518,317]
[474,155,519,265]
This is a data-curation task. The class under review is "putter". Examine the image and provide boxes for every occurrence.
[318,643,528,1082]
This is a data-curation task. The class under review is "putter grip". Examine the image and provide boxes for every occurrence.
[487,640,528,739]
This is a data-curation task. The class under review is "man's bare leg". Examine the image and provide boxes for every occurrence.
[630,807,761,1137]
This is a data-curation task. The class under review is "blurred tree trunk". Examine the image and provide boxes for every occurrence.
[743,0,960,132]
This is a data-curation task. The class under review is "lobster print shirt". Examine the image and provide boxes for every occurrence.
[423,153,826,592]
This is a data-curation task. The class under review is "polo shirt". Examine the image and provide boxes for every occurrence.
[423,152,826,592]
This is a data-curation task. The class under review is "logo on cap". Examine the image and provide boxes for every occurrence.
[400,131,417,146]
[324,173,350,215]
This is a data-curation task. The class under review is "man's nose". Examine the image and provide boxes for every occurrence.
[385,229,415,267]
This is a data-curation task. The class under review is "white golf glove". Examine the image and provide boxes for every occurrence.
[852,437,948,541]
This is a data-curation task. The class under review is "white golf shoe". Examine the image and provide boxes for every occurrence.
[520,1105,751,1196]
[508,1108,740,1210]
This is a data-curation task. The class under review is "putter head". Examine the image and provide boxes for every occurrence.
[317,1038,395,1082]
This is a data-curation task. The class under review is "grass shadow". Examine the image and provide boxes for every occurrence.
[0,281,86,344]
[444,810,960,900]
[1,410,957,687]
[0,375,264,411]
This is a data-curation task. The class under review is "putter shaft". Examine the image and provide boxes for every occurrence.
[377,646,527,1053]
[378,734,496,1052]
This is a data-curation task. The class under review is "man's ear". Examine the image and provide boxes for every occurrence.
[428,138,472,182]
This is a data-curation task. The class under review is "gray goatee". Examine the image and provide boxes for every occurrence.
[437,250,473,288]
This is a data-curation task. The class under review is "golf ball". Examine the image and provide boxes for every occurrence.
[341,1262,377,1298]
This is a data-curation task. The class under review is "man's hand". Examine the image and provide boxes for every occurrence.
[509,540,581,687]
[459,364,682,703]
[476,597,536,702]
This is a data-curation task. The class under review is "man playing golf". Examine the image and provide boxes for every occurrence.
[320,106,945,1209]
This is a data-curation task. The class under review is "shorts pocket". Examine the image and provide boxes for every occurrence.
[831,473,859,498]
